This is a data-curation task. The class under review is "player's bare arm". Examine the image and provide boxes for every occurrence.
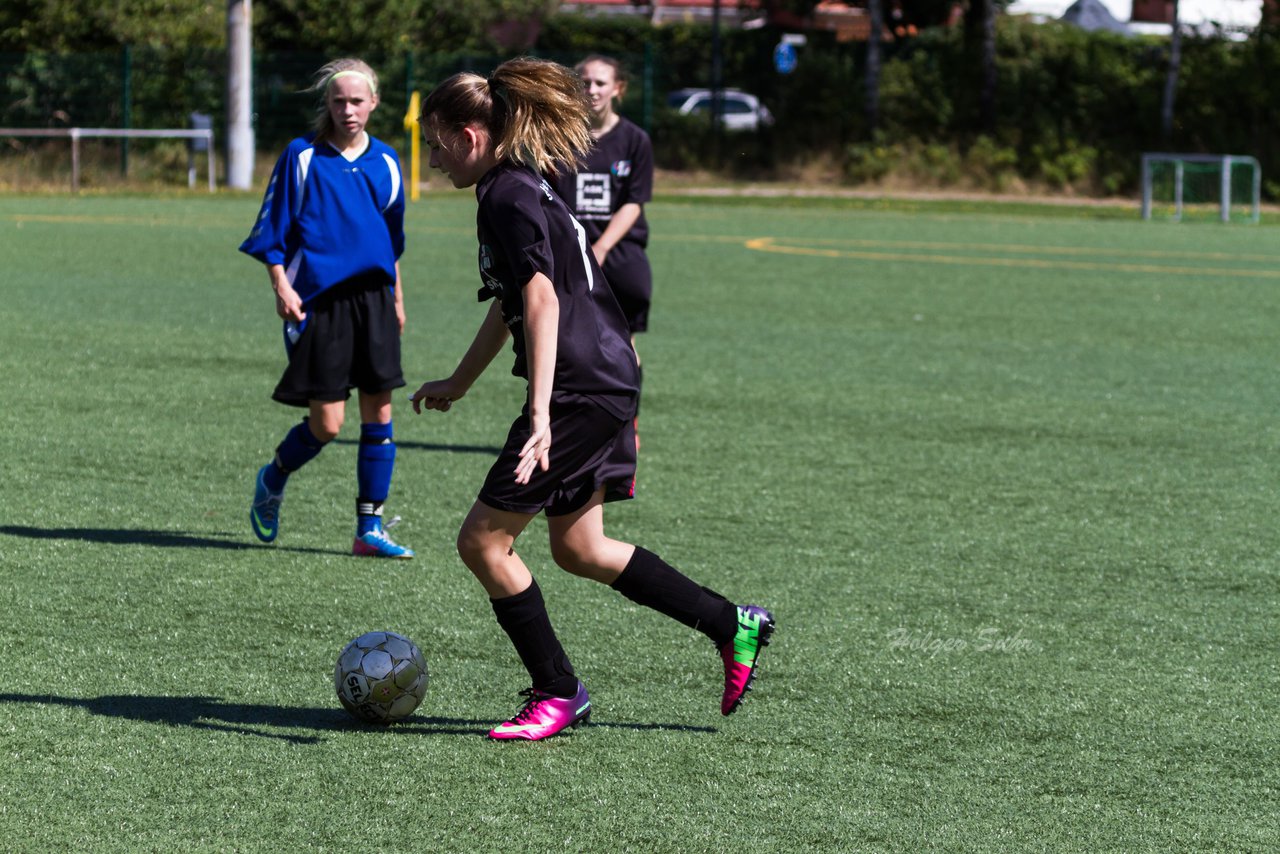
[410,300,509,414]
[268,263,306,322]
[515,272,558,485]
[393,261,405,334]
[592,202,643,265]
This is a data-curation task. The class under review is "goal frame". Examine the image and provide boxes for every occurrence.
[0,127,216,193]
[1140,153,1260,224]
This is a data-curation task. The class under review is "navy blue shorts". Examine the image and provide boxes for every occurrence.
[478,399,637,517]
[272,276,404,407]
[602,242,652,334]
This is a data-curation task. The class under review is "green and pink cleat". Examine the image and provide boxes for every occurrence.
[720,604,776,716]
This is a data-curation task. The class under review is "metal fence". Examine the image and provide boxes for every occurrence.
[0,47,656,187]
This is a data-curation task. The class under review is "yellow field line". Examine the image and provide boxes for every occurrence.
[766,235,1280,264]
[6,213,169,225]
[3,213,478,236]
[743,237,1280,279]
[8,212,1276,278]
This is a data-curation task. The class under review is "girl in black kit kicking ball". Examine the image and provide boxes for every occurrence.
[410,57,774,741]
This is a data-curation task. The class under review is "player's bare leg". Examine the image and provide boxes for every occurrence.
[459,500,589,740]
[550,488,774,715]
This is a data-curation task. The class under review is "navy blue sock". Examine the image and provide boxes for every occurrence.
[357,422,396,535]
[266,418,327,492]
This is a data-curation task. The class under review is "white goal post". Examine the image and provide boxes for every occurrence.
[0,127,216,193]
[1140,153,1260,224]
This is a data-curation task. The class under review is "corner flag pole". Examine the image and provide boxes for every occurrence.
[403,91,421,201]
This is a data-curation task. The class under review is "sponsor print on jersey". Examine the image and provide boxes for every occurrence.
[479,244,504,298]
[611,160,632,178]
[575,173,612,219]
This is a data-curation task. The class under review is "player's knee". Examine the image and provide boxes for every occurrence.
[456,523,498,573]
[549,536,594,576]
[310,416,342,442]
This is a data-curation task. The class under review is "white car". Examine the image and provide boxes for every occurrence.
[666,88,775,131]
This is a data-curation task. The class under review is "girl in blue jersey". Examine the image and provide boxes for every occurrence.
[240,57,413,559]
[410,57,774,741]
[548,55,654,446]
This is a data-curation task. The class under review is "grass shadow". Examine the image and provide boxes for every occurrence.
[587,720,718,734]
[0,693,718,742]
[0,525,336,555]
[331,438,501,455]
[0,693,491,743]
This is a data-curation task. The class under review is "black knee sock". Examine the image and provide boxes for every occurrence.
[610,547,738,647]
[491,579,578,698]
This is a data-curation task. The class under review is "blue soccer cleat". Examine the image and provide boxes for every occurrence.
[352,526,415,559]
[250,464,284,543]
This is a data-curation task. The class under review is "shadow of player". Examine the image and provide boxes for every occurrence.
[0,526,336,555]
[0,693,716,742]
[0,693,490,744]
[331,438,502,455]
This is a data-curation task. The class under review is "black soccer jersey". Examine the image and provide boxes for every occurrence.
[475,162,639,421]
[550,117,653,248]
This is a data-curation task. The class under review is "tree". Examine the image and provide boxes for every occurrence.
[0,0,222,51]
[1160,0,1182,143]
[866,0,883,132]
[963,0,998,133]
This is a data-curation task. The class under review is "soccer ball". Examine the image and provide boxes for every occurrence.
[334,630,428,724]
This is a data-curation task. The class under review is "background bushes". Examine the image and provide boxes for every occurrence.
[2,13,1277,198]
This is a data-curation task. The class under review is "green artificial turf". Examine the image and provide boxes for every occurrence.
[0,191,1276,852]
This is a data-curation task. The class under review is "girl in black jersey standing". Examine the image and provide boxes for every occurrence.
[411,57,774,741]
[549,56,653,377]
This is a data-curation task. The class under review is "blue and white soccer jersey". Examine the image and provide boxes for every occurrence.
[240,133,405,308]
[240,133,408,405]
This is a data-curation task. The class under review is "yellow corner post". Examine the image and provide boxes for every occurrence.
[403,90,421,201]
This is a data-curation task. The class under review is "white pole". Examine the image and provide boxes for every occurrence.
[1174,160,1184,222]
[1220,155,1231,223]
[1252,157,1261,224]
[226,0,254,190]
[208,132,217,193]
[1140,154,1151,220]
[70,127,81,193]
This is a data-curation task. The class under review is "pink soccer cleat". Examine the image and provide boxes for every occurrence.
[488,682,591,741]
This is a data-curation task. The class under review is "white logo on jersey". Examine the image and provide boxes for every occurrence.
[569,215,594,292]
[575,173,611,218]
[479,244,504,297]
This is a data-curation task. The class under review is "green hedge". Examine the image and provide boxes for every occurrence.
[2,16,1277,198]
[539,15,1280,198]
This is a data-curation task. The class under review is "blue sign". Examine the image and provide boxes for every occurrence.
[773,42,798,75]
